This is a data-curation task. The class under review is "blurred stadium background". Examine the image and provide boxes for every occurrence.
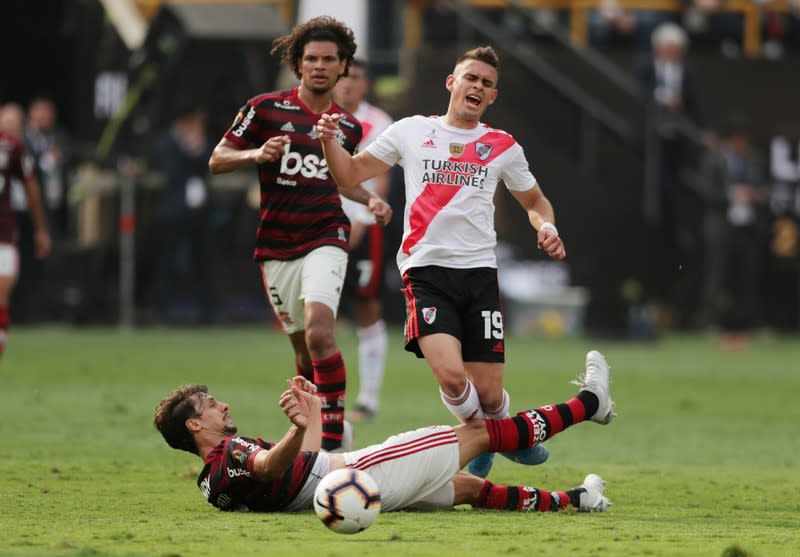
[2,3,800,556]
[1,0,799,337]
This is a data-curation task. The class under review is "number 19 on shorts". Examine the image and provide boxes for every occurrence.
[481,310,503,339]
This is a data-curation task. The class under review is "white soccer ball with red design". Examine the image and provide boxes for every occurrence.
[313,468,381,534]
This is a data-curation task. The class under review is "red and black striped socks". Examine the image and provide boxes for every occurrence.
[295,362,313,382]
[485,390,599,453]
[313,351,347,452]
[475,481,585,512]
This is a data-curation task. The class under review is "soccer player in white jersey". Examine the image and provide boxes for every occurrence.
[317,46,567,477]
[333,59,394,422]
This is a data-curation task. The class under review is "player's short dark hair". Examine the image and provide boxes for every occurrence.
[271,16,357,79]
[455,46,500,74]
[154,384,208,455]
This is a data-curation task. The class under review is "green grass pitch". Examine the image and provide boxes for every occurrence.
[1,326,798,556]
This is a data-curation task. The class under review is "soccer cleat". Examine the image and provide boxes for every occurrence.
[500,443,549,465]
[577,473,611,512]
[466,452,495,478]
[571,350,616,424]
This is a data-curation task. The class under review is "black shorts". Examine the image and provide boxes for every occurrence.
[344,224,386,300]
[401,266,505,363]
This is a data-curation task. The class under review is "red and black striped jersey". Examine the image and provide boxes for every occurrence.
[224,87,362,261]
[0,131,34,243]
[197,435,318,512]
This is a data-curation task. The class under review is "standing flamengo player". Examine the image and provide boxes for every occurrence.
[0,120,51,358]
[208,16,392,452]
[333,59,394,422]
[317,46,567,476]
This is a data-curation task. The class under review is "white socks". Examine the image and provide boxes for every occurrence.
[355,319,388,412]
[440,380,485,422]
[483,388,510,420]
[441,384,510,423]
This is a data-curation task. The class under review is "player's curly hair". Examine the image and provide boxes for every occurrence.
[455,46,500,75]
[271,16,357,79]
[154,384,208,455]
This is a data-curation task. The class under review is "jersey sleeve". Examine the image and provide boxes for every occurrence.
[500,146,537,192]
[228,437,270,475]
[363,112,393,147]
[223,100,262,149]
[364,119,405,167]
[7,143,34,181]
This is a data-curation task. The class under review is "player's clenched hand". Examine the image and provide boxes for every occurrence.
[252,135,290,164]
[368,197,392,226]
[279,385,316,429]
[288,376,318,396]
[538,229,566,260]
[316,113,340,143]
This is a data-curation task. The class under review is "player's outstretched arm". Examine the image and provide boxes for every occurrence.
[317,114,391,188]
[339,185,392,226]
[250,385,313,480]
[288,377,323,452]
[511,186,566,260]
[208,136,290,174]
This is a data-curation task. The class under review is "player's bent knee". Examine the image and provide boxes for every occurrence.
[436,369,468,398]
[304,325,336,356]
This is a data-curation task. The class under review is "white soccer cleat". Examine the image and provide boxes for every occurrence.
[577,473,611,512]
[571,350,616,424]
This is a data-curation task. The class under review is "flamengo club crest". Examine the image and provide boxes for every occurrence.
[475,141,493,161]
[449,143,465,157]
[422,306,437,324]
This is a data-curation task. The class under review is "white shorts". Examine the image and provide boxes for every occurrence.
[259,246,348,334]
[0,244,19,277]
[343,425,460,512]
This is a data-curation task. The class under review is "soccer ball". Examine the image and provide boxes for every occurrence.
[313,468,381,534]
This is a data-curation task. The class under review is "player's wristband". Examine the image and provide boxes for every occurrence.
[539,222,558,237]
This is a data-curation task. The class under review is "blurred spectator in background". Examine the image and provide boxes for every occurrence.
[700,115,767,337]
[635,22,707,314]
[333,59,394,422]
[684,0,800,57]
[151,104,217,324]
[762,0,800,56]
[589,1,671,49]
[0,104,51,357]
[10,97,71,324]
[25,98,71,235]
[685,0,745,56]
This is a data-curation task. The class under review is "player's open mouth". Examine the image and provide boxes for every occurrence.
[465,95,481,107]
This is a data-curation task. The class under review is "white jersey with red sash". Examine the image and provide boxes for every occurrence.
[365,115,537,274]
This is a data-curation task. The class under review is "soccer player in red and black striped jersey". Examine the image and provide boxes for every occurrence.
[0,104,51,358]
[208,17,391,452]
[154,350,615,514]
